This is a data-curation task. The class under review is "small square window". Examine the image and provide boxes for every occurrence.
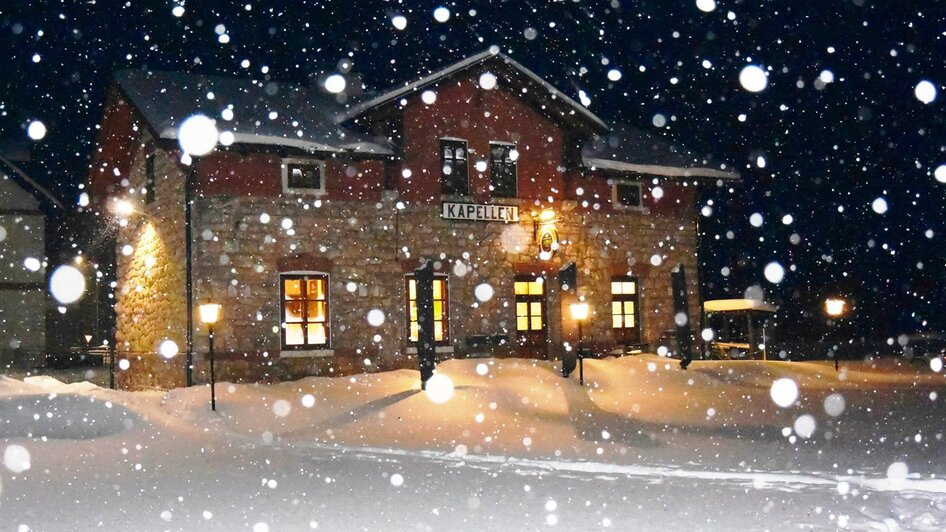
[282,160,326,195]
[613,182,643,209]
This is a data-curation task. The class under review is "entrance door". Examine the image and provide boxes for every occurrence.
[611,275,642,346]
[514,274,548,358]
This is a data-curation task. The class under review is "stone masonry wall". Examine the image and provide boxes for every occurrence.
[113,138,188,390]
[188,189,700,383]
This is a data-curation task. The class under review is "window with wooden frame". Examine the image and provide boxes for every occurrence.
[281,159,326,195]
[280,272,330,349]
[611,276,641,339]
[612,181,644,210]
[489,142,518,198]
[514,275,545,332]
[406,274,450,345]
[440,139,469,195]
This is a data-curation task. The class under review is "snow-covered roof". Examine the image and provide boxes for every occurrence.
[704,299,776,313]
[0,141,64,209]
[582,123,740,181]
[341,48,609,132]
[114,69,392,156]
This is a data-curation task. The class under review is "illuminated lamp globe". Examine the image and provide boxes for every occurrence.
[570,302,589,321]
[199,303,221,325]
[824,298,846,317]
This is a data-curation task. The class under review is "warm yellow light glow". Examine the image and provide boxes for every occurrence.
[199,303,221,324]
[112,198,135,217]
[539,208,556,222]
[570,302,589,321]
[825,298,846,317]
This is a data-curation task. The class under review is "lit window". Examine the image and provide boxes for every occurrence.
[489,142,517,198]
[611,275,641,342]
[514,275,545,332]
[281,160,326,195]
[280,273,330,349]
[406,275,449,345]
[440,139,469,195]
[612,181,643,209]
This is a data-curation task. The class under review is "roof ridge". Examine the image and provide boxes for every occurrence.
[339,48,608,131]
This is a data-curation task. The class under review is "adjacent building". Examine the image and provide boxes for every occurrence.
[0,142,64,369]
[88,49,738,389]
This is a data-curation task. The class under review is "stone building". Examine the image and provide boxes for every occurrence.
[88,49,738,389]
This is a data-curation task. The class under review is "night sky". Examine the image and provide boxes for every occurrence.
[1,0,943,339]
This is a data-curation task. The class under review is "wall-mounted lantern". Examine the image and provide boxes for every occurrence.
[533,209,560,260]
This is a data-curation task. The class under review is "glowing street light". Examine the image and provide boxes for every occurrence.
[824,297,847,370]
[825,298,846,317]
[111,198,135,218]
[570,302,590,385]
[199,302,222,411]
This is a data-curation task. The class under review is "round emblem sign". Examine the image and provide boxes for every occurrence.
[538,226,559,259]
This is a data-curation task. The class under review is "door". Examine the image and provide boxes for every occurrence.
[514,274,548,358]
[610,275,642,346]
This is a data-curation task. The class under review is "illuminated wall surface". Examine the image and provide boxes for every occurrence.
[107,148,700,389]
[0,172,46,368]
[113,144,187,389]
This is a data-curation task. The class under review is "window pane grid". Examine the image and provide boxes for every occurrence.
[490,142,517,198]
[407,275,450,345]
[514,275,545,332]
[441,140,469,195]
[611,276,640,335]
[280,274,330,349]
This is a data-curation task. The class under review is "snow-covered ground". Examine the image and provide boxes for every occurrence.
[1,354,944,531]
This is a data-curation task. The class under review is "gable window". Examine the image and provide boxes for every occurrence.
[280,272,330,350]
[489,142,518,198]
[612,181,644,210]
[611,275,641,343]
[144,152,156,204]
[406,274,449,345]
[440,139,469,195]
[281,159,326,195]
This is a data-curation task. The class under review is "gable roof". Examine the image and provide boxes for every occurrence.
[341,48,609,132]
[582,123,740,181]
[114,70,392,156]
[0,140,65,209]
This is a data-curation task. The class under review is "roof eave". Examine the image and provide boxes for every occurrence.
[583,157,741,181]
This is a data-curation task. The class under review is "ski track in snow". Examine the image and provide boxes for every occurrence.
[256,437,946,498]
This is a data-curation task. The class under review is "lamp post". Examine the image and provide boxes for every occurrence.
[178,114,219,387]
[570,302,589,385]
[824,297,846,370]
[199,303,221,411]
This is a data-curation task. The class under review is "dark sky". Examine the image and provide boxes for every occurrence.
[1,0,943,337]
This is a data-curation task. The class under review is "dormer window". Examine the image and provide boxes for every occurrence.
[282,159,326,195]
[440,138,469,195]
